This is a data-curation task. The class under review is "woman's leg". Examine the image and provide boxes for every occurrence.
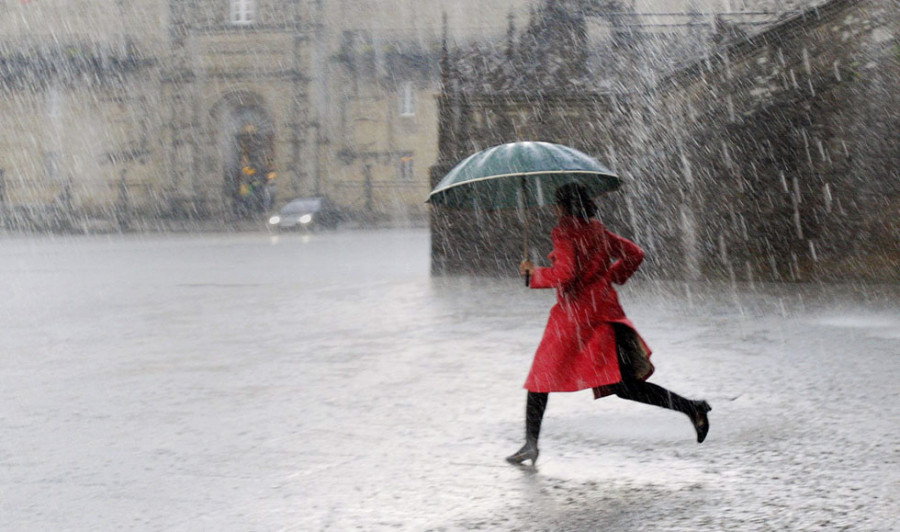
[507,392,548,465]
[611,379,696,414]
[525,392,549,444]
[612,379,711,443]
[612,324,711,442]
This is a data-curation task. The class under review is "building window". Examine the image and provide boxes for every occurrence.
[230,0,255,26]
[399,82,416,117]
[399,156,414,180]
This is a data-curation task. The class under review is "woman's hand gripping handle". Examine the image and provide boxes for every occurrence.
[520,260,535,287]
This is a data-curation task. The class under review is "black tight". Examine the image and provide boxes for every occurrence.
[525,392,549,444]
[610,378,698,415]
[523,381,699,444]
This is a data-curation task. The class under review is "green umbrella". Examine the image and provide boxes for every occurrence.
[427,141,621,285]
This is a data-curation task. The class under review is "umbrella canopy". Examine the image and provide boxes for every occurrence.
[427,141,621,210]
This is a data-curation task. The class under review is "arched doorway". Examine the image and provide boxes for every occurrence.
[210,92,277,218]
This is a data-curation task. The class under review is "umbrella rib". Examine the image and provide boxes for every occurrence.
[430,170,618,196]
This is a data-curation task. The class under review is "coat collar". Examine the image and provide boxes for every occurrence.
[558,215,591,230]
[557,215,606,235]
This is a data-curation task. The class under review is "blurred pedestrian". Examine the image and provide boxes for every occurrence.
[507,183,711,466]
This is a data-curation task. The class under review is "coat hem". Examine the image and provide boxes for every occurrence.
[523,320,654,398]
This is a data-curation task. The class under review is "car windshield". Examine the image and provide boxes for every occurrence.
[280,198,322,214]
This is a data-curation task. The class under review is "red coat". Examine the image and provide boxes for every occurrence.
[525,216,654,397]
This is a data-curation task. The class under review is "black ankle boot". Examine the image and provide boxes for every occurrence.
[506,440,539,466]
[691,401,712,443]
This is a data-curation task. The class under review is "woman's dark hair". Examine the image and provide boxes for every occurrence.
[555,183,597,219]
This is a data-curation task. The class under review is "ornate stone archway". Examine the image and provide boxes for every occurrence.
[210,91,277,218]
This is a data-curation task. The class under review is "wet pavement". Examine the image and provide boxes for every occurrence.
[1,229,898,530]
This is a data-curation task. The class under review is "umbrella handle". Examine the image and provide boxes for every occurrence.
[521,176,530,288]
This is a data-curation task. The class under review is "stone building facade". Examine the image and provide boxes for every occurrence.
[161,1,311,221]
[0,0,534,229]
[430,0,898,281]
[0,0,767,230]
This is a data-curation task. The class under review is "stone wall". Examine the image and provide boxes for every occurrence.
[645,0,898,281]
[430,0,898,281]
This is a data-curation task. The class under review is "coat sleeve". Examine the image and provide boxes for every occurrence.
[606,230,644,285]
[529,229,577,289]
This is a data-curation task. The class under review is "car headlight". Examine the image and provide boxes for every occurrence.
[269,215,281,225]
[299,214,313,224]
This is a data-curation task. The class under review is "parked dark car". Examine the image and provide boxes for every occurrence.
[268,197,342,231]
